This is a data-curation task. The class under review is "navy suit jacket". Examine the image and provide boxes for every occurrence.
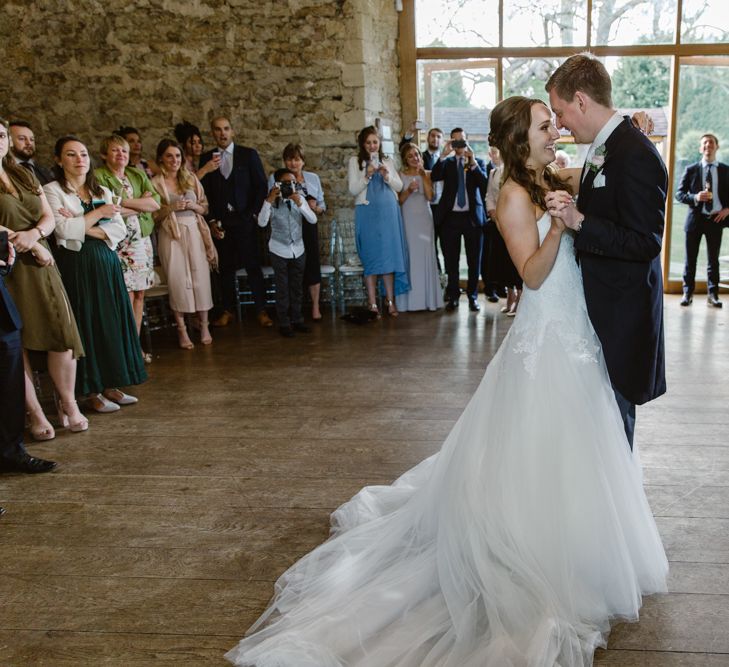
[199,144,267,224]
[430,156,488,227]
[0,267,22,337]
[675,161,729,231]
[575,117,668,406]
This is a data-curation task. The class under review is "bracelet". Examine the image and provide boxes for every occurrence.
[36,226,46,240]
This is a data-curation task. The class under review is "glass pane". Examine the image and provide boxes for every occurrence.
[591,0,677,45]
[669,59,729,283]
[503,57,565,102]
[503,0,587,47]
[417,60,497,157]
[416,0,499,47]
[681,0,729,44]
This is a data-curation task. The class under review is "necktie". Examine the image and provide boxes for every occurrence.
[704,163,714,215]
[220,151,232,179]
[456,158,466,208]
[20,161,35,177]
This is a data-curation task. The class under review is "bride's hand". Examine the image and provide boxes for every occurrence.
[545,190,573,213]
[550,214,566,233]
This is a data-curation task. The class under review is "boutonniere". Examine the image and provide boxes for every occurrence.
[587,144,607,174]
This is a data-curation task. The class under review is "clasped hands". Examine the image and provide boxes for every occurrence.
[545,191,583,232]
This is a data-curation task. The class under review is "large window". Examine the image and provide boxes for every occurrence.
[402,0,729,292]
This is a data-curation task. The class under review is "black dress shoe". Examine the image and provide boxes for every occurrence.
[0,507,5,518]
[468,298,480,312]
[445,299,458,312]
[279,326,295,338]
[485,293,499,303]
[708,293,723,308]
[292,322,311,333]
[680,292,692,306]
[0,453,57,474]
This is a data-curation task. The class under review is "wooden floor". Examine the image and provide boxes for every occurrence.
[1,295,727,666]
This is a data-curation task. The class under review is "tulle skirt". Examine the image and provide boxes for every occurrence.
[226,308,667,666]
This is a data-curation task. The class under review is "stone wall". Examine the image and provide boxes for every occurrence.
[0,0,402,259]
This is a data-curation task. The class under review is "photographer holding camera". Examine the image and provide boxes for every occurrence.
[258,169,317,337]
[430,128,488,312]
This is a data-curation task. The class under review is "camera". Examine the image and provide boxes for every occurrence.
[278,181,297,198]
[451,139,467,149]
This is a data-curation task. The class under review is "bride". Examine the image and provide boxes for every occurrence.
[225,97,668,667]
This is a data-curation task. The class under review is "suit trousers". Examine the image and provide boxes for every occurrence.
[613,386,636,452]
[480,223,501,295]
[270,252,305,327]
[0,330,26,461]
[431,204,442,273]
[683,217,724,295]
[440,211,483,302]
[215,219,266,314]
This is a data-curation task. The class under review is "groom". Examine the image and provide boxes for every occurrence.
[545,54,668,450]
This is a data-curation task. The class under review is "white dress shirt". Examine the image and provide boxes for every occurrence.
[582,112,623,182]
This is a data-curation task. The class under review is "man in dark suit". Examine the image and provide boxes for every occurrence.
[9,121,54,185]
[546,53,667,450]
[675,133,729,307]
[0,241,57,507]
[199,116,272,327]
[431,128,488,312]
[480,146,501,302]
[400,124,446,271]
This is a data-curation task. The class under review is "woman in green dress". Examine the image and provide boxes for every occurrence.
[0,117,87,439]
[44,136,147,413]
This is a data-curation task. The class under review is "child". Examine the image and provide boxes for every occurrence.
[258,168,317,337]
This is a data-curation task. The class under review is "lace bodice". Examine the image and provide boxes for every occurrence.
[504,212,600,377]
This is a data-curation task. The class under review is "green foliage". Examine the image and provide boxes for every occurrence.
[432,69,472,108]
[611,57,670,108]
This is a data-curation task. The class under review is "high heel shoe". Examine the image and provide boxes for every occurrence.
[368,303,381,319]
[177,325,194,349]
[56,400,89,432]
[386,299,398,317]
[200,322,213,345]
[27,410,55,441]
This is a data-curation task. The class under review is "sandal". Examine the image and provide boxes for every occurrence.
[368,303,381,320]
[177,325,194,349]
[27,409,55,441]
[56,399,89,433]
[386,299,399,317]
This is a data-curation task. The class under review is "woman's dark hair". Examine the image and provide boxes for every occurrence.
[155,138,195,192]
[53,135,103,198]
[356,126,383,167]
[282,143,305,163]
[174,120,202,149]
[0,117,41,195]
[488,96,571,209]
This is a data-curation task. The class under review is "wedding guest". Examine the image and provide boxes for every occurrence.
[268,143,326,320]
[173,120,218,180]
[259,169,316,337]
[553,150,571,169]
[481,145,501,303]
[485,158,522,316]
[152,139,217,348]
[396,143,443,312]
[199,116,272,328]
[347,126,409,317]
[431,128,488,312]
[115,126,155,177]
[8,120,54,185]
[45,136,147,413]
[0,118,87,439]
[95,134,160,343]
[676,133,729,307]
[0,241,57,476]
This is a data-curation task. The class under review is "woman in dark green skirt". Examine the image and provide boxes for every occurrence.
[44,136,147,413]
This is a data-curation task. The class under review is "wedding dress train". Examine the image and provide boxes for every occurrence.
[226,212,668,667]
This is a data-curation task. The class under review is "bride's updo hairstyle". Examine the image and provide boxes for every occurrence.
[488,96,571,209]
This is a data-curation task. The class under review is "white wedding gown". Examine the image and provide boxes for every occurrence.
[226,212,668,667]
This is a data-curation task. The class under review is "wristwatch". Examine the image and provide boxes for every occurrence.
[36,226,46,240]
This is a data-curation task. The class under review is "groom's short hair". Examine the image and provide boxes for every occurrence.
[546,53,612,108]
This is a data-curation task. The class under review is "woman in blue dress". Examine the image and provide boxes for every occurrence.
[347,126,410,317]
